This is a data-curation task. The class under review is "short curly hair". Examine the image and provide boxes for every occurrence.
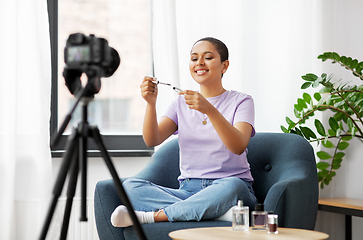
[192,37,229,63]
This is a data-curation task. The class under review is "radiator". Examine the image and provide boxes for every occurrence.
[51,198,99,240]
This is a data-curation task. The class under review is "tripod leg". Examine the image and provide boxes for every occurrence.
[89,126,147,240]
[60,147,79,240]
[39,129,80,240]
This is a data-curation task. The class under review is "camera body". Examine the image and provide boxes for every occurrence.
[65,33,111,69]
[63,33,120,96]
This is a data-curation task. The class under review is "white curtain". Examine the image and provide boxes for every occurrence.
[0,0,52,239]
[152,0,323,132]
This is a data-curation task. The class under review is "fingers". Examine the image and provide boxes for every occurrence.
[180,90,208,113]
[140,76,158,104]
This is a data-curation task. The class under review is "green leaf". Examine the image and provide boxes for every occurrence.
[294,104,303,112]
[353,98,363,108]
[334,100,345,108]
[300,126,317,140]
[286,117,294,125]
[332,52,340,61]
[303,93,312,104]
[320,86,333,93]
[314,92,322,101]
[332,162,341,170]
[328,129,336,136]
[312,80,321,88]
[350,59,358,69]
[334,152,345,160]
[322,140,335,148]
[332,159,342,170]
[319,169,329,177]
[301,82,312,89]
[317,151,332,160]
[317,162,330,170]
[347,118,354,132]
[314,119,326,136]
[337,142,349,150]
[341,135,353,141]
[281,125,289,133]
[318,53,329,62]
[323,178,331,186]
[336,128,342,137]
[298,98,307,109]
[294,108,301,118]
[329,117,339,131]
[302,73,318,81]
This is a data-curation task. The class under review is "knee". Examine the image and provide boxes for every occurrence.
[215,177,255,205]
[122,178,150,193]
[217,177,247,192]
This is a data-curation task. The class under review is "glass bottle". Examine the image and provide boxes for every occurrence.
[251,203,267,230]
[232,200,249,231]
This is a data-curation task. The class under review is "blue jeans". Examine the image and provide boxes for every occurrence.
[122,177,257,222]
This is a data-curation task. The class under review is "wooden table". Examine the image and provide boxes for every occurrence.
[169,227,329,240]
[318,198,363,240]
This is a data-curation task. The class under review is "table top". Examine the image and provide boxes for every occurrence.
[319,198,363,211]
[169,227,329,240]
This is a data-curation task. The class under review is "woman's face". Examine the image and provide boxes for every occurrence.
[189,41,228,86]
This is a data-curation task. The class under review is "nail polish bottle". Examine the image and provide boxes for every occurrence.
[268,214,278,234]
[232,200,249,231]
[251,203,267,230]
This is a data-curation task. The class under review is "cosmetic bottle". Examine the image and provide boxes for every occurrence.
[251,203,267,230]
[232,200,249,231]
[268,214,278,234]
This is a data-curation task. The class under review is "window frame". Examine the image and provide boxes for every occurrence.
[47,0,153,158]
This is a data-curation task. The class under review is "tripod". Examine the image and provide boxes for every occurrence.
[39,80,147,240]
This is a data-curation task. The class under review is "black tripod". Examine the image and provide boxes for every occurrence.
[39,79,147,240]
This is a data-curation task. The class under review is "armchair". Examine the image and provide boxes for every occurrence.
[94,133,318,240]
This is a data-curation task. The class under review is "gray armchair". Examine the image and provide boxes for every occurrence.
[94,133,319,240]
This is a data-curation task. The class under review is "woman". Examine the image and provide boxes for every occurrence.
[111,37,257,227]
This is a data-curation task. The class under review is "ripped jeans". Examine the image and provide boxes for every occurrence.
[122,177,257,222]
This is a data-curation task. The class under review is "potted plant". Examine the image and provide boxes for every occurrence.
[281,52,363,188]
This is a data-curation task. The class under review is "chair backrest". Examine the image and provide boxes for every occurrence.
[133,138,181,189]
[246,132,317,203]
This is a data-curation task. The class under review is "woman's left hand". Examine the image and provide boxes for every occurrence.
[179,90,212,114]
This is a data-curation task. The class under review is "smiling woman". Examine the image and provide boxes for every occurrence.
[111,37,256,228]
[189,38,229,97]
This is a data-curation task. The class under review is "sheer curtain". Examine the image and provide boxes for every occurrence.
[152,0,323,132]
[0,0,52,239]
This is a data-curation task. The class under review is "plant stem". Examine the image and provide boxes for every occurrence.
[296,105,363,137]
[336,60,363,81]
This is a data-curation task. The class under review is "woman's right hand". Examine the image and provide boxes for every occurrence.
[140,76,158,105]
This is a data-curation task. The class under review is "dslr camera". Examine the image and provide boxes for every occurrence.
[63,33,120,96]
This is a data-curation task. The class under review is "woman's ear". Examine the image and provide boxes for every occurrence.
[222,60,229,73]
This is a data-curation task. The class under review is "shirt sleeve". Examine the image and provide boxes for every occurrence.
[233,94,256,137]
[162,96,179,134]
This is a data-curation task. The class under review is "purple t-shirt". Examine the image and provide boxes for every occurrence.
[162,90,255,182]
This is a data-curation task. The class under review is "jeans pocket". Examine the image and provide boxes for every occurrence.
[179,179,187,189]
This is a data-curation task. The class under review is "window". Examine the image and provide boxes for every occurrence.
[48,0,153,157]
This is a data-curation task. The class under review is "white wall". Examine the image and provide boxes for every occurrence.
[52,156,149,200]
[314,0,363,239]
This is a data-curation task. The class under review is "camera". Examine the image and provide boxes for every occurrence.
[63,33,120,96]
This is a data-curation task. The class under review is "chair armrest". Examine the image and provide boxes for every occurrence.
[94,179,126,240]
[264,160,318,230]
